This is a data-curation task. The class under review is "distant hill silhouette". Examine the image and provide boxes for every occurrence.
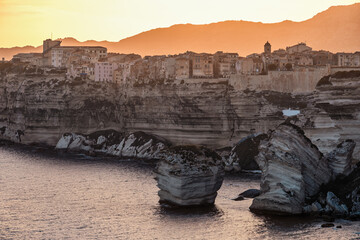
[1,3,359,60]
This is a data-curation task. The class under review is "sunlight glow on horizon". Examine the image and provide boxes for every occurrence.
[0,0,360,48]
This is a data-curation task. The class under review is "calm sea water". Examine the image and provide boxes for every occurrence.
[1,144,360,240]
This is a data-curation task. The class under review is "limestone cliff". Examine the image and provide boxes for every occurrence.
[250,123,332,215]
[1,72,360,163]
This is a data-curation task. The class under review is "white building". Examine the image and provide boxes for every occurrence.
[51,46,107,68]
[94,62,119,82]
[12,53,43,66]
[336,52,360,67]
[286,43,312,54]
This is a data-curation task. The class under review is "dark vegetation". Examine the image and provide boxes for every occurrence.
[267,64,277,71]
[255,91,307,109]
[315,103,359,120]
[87,129,124,149]
[126,131,171,147]
[285,63,293,71]
[166,145,222,163]
[332,71,360,79]
[317,71,360,87]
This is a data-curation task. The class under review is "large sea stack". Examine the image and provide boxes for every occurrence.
[250,123,332,215]
[155,145,224,206]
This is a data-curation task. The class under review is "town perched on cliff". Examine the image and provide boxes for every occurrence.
[1,38,360,224]
[3,39,360,86]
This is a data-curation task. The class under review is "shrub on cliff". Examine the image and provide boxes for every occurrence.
[285,63,293,71]
[267,64,277,71]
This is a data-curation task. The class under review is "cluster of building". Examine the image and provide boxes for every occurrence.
[10,39,360,84]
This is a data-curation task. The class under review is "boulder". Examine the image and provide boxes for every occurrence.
[155,145,224,206]
[238,189,261,198]
[313,165,360,219]
[325,192,349,216]
[321,223,335,228]
[232,196,245,201]
[56,133,93,152]
[55,130,171,160]
[250,123,332,215]
[107,131,171,159]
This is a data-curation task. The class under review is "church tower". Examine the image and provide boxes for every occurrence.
[264,41,271,55]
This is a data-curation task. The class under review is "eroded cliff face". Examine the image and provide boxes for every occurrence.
[0,76,289,148]
[0,73,360,161]
[0,74,121,145]
[302,73,360,161]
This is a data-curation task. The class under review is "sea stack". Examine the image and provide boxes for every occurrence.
[155,145,224,206]
[250,123,332,215]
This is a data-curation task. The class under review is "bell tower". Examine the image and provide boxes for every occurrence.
[264,41,271,55]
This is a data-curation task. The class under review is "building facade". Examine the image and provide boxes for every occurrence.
[286,43,312,54]
[175,58,190,80]
[191,54,214,78]
[94,62,118,82]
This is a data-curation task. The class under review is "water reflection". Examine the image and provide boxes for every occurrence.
[156,203,224,218]
[1,143,360,239]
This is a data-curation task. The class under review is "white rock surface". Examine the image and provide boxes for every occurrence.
[55,131,170,160]
[250,123,332,215]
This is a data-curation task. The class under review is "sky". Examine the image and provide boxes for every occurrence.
[0,0,359,48]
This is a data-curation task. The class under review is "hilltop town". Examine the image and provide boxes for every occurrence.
[2,39,360,88]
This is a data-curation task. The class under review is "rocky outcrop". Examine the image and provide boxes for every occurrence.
[155,145,224,206]
[106,131,171,159]
[304,163,360,219]
[250,122,358,216]
[225,133,268,171]
[1,72,360,164]
[326,140,355,179]
[56,130,171,159]
[303,72,360,161]
[238,189,261,199]
[250,123,332,215]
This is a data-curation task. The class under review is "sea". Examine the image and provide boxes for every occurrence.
[1,144,359,240]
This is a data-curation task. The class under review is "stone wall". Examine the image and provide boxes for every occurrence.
[229,66,331,93]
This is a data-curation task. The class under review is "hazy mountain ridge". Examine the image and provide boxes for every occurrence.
[1,3,359,60]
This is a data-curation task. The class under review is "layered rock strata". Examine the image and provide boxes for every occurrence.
[155,145,224,206]
[250,122,357,215]
[1,72,360,163]
[250,123,332,215]
[326,140,355,178]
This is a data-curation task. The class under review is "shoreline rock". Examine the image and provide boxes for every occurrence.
[155,145,224,206]
[250,123,332,215]
[250,122,358,218]
[326,140,355,179]
[55,130,171,160]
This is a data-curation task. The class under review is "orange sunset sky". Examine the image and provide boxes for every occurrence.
[0,0,360,48]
